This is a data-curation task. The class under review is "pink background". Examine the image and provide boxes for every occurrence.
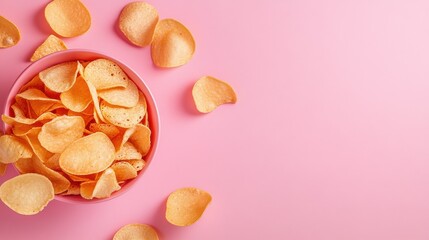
[1,0,429,239]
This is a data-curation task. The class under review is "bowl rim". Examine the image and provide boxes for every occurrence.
[2,49,161,204]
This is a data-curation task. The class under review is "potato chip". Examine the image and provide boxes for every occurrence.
[151,19,195,68]
[19,75,44,93]
[85,81,107,123]
[113,223,159,240]
[67,108,94,126]
[101,92,146,128]
[23,128,54,163]
[60,76,92,112]
[80,168,120,199]
[39,61,81,93]
[16,88,60,102]
[39,115,85,153]
[112,126,136,151]
[80,181,96,199]
[115,142,142,160]
[0,173,54,215]
[83,59,129,90]
[60,132,115,175]
[98,79,139,108]
[0,16,20,48]
[129,124,151,157]
[125,159,146,171]
[11,103,26,118]
[192,76,237,113]
[44,85,61,99]
[89,123,120,139]
[44,0,91,38]
[31,35,67,62]
[61,183,80,196]
[166,187,212,226]
[0,163,7,176]
[111,161,137,182]
[65,173,96,182]
[43,153,61,171]
[119,2,159,47]
[2,111,57,126]
[0,135,32,164]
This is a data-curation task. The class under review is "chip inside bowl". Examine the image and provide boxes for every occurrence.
[0,16,20,48]
[31,35,67,62]
[113,223,159,240]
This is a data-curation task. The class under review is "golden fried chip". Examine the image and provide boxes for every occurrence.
[166,187,212,226]
[2,111,57,126]
[83,59,129,90]
[80,181,96,199]
[39,61,81,93]
[11,103,26,118]
[125,159,146,171]
[60,76,92,112]
[39,115,85,153]
[85,80,107,123]
[61,183,80,196]
[0,173,54,215]
[16,88,60,102]
[112,126,136,151]
[0,16,20,48]
[113,223,159,240]
[44,0,91,37]
[80,168,120,199]
[115,142,142,160]
[129,124,151,157]
[89,123,120,139]
[65,173,96,182]
[98,79,139,108]
[59,132,115,175]
[43,153,61,171]
[67,108,94,126]
[151,19,195,68]
[192,76,237,113]
[119,2,159,47]
[111,161,137,182]
[100,92,146,128]
[31,35,67,62]
[0,163,6,176]
[19,75,44,93]
[23,128,54,163]
[0,135,32,164]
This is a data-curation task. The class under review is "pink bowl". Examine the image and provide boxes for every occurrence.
[2,49,160,204]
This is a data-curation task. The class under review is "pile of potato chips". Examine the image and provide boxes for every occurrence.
[0,58,151,214]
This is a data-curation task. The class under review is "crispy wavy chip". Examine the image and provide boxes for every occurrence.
[31,35,67,62]
[101,92,146,128]
[11,103,26,118]
[16,88,60,102]
[166,187,212,226]
[0,173,54,215]
[39,61,81,93]
[43,153,61,171]
[39,116,85,153]
[61,183,80,196]
[129,124,151,157]
[0,163,6,176]
[89,123,120,139]
[0,135,32,164]
[151,19,195,68]
[20,75,44,93]
[113,223,159,240]
[119,2,159,47]
[111,161,137,182]
[44,0,91,37]
[115,142,142,160]
[2,111,57,126]
[98,79,139,108]
[125,159,145,171]
[60,132,115,175]
[84,59,129,90]
[80,168,120,199]
[192,76,237,113]
[85,80,107,123]
[0,16,20,48]
[23,128,54,163]
[60,76,92,112]
[112,126,136,151]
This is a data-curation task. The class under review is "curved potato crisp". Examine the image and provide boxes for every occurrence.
[101,92,146,128]
[89,123,120,139]
[44,0,91,37]
[60,76,92,112]
[166,187,212,226]
[129,124,151,157]
[2,112,57,126]
[0,16,20,48]
[151,19,195,68]
[59,132,115,175]
[43,153,61,171]
[125,159,146,171]
[83,59,129,90]
[0,135,32,164]
[111,161,137,182]
[20,75,44,93]
[23,128,54,163]
[113,223,159,240]
[192,76,237,113]
[80,168,120,199]
[115,142,142,160]
[112,127,136,151]
[31,35,67,62]
[119,2,159,47]
[39,61,81,93]
[39,116,85,153]
[98,79,139,108]
[0,173,54,215]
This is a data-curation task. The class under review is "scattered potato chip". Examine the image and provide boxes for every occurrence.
[119,2,159,47]
[151,19,195,68]
[98,79,139,108]
[0,163,6,176]
[31,35,67,62]
[101,92,146,128]
[113,223,159,240]
[44,0,91,37]
[84,59,129,90]
[166,187,212,226]
[89,123,120,139]
[111,161,137,181]
[60,132,115,175]
[23,128,54,163]
[39,61,81,93]
[129,124,151,157]
[60,76,92,112]
[0,135,32,164]
[39,115,85,153]
[192,76,237,113]
[0,173,54,215]
[0,16,20,48]
[125,159,146,171]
